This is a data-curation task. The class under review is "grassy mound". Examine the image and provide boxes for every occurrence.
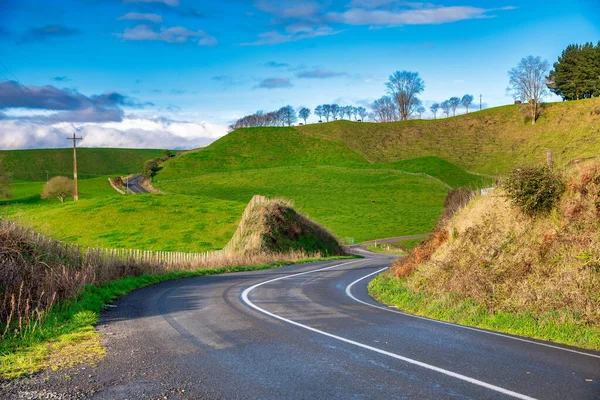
[0,148,163,181]
[225,195,344,256]
[369,161,600,350]
[299,98,600,174]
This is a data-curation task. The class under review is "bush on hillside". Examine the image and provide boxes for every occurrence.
[41,176,74,203]
[142,159,160,179]
[443,188,475,219]
[502,166,565,216]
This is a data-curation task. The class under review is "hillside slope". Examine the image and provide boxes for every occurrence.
[370,161,600,350]
[0,148,163,180]
[299,99,600,174]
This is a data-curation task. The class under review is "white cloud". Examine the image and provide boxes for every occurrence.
[117,12,163,24]
[0,117,227,150]
[124,0,179,7]
[118,25,217,46]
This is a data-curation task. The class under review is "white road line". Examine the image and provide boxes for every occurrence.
[241,260,537,400]
[346,267,600,359]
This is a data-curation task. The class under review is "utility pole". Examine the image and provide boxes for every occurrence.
[46,170,49,182]
[66,133,82,201]
[480,94,483,111]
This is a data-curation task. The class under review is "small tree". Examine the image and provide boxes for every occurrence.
[42,176,74,203]
[322,104,332,122]
[441,100,451,118]
[461,94,474,113]
[314,105,324,122]
[416,105,426,119]
[508,55,550,124]
[448,97,461,116]
[143,159,160,179]
[331,104,340,120]
[298,107,311,124]
[430,103,440,119]
[357,106,368,121]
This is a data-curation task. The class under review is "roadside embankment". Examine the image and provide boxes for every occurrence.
[370,161,600,350]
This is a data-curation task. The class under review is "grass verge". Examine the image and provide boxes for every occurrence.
[0,256,354,380]
[368,273,600,351]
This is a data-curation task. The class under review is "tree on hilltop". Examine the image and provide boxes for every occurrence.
[279,105,297,126]
[357,106,368,121]
[508,55,549,124]
[548,42,600,101]
[322,104,332,122]
[331,104,340,120]
[461,94,474,113]
[315,105,324,122]
[441,100,451,118]
[385,70,425,121]
[298,107,311,125]
[430,103,440,119]
[448,97,461,116]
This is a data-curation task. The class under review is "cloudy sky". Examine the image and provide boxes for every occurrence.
[0,0,598,149]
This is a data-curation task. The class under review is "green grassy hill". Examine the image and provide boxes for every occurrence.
[7,99,598,252]
[298,98,600,175]
[0,148,163,180]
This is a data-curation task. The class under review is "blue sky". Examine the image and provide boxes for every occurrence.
[0,0,598,149]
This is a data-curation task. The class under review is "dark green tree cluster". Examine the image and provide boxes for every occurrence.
[548,42,600,101]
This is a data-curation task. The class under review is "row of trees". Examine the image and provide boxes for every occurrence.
[548,42,600,101]
[229,104,369,130]
[430,95,474,119]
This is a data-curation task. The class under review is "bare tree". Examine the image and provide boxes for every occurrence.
[298,107,311,125]
[430,103,440,119]
[279,105,297,126]
[344,106,353,120]
[315,105,324,122]
[372,96,398,122]
[461,94,474,113]
[331,104,340,120]
[508,55,550,124]
[441,100,451,118]
[42,176,74,203]
[322,104,332,122]
[416,106,426,119]
[357,106,368,121]
[448,97,461,116]
[385,70,425,121]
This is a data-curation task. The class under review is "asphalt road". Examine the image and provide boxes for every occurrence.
[126,174,148,194]
[5,253,599,399]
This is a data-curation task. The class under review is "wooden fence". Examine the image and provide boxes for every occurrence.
[0,218,225,270]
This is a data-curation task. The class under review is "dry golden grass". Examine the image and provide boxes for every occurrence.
[391,161,600,327]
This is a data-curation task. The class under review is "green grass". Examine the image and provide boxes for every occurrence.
[157,167,448,243]
[3,192,246,252]
[0,256,354,379]
[368,274,600,351]
[0,148,163,181]
[367,238,425,254]
[298,99,600,175]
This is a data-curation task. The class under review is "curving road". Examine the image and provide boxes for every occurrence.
[125,174,148,194]
[9,253,600,399]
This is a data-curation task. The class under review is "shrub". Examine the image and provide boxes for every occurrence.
[41,176,74,203]
[502,166,565,216]
[142,159,160,179]
[443,188,475,219]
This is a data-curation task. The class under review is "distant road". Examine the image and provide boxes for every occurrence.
[12,252,598,399]
[126,174,148,194]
